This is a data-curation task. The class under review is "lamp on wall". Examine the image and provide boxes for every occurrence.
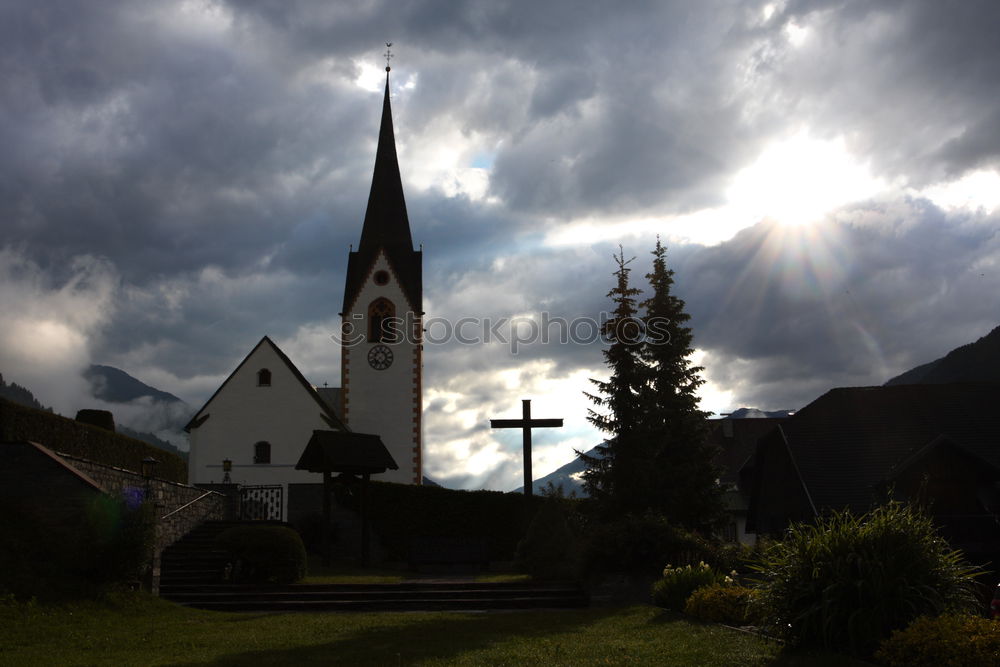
[222,458,232,485]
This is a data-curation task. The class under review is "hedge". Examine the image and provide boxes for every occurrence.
[0,398,187,483]
[332,480,541,561]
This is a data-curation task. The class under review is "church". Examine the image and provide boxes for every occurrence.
[186,64,423,518]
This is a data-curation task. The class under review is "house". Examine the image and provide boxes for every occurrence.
[746,382,1000,563]
[186,65,422,519]
[707,416,788,545]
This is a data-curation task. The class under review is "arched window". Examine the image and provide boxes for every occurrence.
[368,298,396,343]
[257,368,271,387]
[253,441,271,464]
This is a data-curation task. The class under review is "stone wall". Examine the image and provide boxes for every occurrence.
[58,452,226,554]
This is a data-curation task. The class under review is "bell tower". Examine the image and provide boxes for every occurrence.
[340,64,422,484]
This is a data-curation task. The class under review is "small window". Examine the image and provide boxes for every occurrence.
[373,270,390,286]
[254,441,271,464]
[257,368,271,387]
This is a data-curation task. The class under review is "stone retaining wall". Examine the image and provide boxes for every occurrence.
[57,452,226,554]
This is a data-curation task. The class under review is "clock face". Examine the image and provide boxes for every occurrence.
[367,344,393,370]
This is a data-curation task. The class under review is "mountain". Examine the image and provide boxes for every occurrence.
[886,324,1000,386]
[82,364,191,440]
[1,370,188,460]
[118,425,189,462]
[84,364,184,404]
[725,407,796,419]
[513,445,603,497]
[0,373,52,412]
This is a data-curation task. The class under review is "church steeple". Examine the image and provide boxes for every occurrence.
[342,67,422,314]
[340,53,424,486]
[358,71,413,254]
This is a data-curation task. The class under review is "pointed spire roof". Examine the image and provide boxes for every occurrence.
[359,70,412,254]
[343,68,422,314]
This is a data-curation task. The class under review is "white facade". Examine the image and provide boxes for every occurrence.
[341,250,422,485]
[187,337,341,519]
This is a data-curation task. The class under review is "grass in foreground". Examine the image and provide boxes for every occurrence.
[0,593,864,666]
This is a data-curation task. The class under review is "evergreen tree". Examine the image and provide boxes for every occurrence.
[640,238,723,529]
[580,247,647,509]
[581,240,723,530]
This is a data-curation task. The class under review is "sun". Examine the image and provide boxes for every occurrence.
[727,132,886,227]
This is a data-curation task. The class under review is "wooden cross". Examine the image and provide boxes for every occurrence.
[491,399,563,497]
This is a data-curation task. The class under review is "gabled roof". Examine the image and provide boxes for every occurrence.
[184,336,348,432]
[708,417,786,486]
[343,71,422,314]
[295,430,398,474]
[765,382,1000,514]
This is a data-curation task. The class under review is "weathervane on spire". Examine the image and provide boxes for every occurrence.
[384,42,393,72]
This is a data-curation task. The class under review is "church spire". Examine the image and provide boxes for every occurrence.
[342,62,422,315]
[357,68,413,254]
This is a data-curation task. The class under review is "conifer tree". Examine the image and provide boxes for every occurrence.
[580,247,647,509]
[582,240,723,529]
[640,238,723,529]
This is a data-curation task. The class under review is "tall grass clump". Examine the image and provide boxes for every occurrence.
[753,502,979,657]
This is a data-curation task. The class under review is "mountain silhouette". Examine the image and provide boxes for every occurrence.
[886,324,1000,385]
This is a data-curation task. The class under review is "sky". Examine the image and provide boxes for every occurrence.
[2,0,999,490]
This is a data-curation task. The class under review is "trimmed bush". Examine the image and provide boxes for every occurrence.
[216,526,307,584]
[876,614,1000,666]
[652,561,728,611]
[0,494,155,600]
[585,512,712,575]
[684,583,758,625]
[334,480,540,561]
[0,398,186,482]
[753,502,979,657]
[514,501,584,580]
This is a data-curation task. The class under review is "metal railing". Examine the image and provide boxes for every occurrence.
[160,490,217,520]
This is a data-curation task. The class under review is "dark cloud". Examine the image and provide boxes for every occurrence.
[2,0,1000,488]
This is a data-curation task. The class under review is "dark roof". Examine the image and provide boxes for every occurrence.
[768,382,1000,514]
[184,336,348,432]
[708,417,786,486]
[315,387,344,422]
[295,430,398,474]
[343,71,421,314]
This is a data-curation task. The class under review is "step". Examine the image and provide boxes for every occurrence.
[162,586,584,602]
[174,596,587,612]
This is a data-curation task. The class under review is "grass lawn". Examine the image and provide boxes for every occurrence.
[0,593,864,666]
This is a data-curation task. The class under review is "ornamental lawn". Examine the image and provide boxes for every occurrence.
[0,593,860,666]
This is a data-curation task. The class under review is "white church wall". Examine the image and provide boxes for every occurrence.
[188,341,332,518]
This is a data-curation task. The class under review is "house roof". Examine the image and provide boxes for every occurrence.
[708,417,786,486]
[343,71,422,314]
[295,429,398,474]
[184,336,348,432]
[773,382,1000,514]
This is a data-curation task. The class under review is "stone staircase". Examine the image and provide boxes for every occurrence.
[160,521,589,612]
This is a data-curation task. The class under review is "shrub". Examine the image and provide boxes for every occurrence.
[586,512,712,575]
[684,583,759,625]
[0,494,155,599]
[876,614,1000,666]
[216,526,307,584]
[0,398,186,482]
[514,501,584,581]
[333,480,540,561]
[753,502,979,657]
[652,561,728,611]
